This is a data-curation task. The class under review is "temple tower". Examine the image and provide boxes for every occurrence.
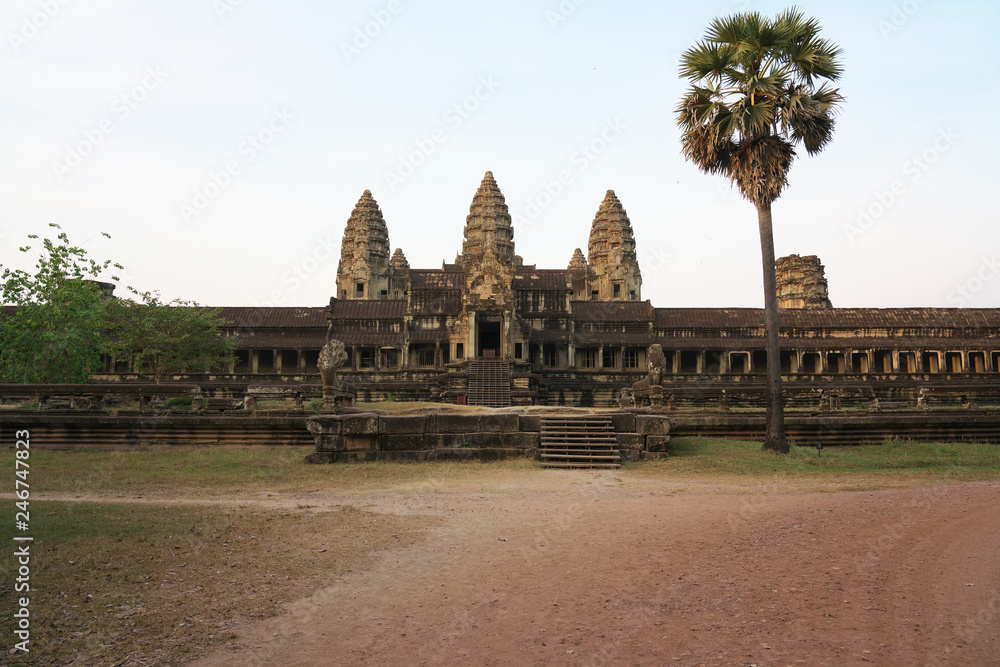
[568,248,588,300]
[459,171,516,358]
[336,190,392,300]
[776,254,833,308]
[586,190,642,300]
[459,171,516,308]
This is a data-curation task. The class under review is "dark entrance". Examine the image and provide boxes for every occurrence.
[477,321,501,358]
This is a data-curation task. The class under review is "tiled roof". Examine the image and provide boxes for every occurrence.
[571,300,654,322]
[410,270,465,290]
[329,300,407,320]
[217,307,327,328]
[653,308,1000,329]
[513,270,571,290]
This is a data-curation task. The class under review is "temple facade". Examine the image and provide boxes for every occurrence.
[91,171,1000,407]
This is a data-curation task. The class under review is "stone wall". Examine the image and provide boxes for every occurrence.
[305,411,672,463]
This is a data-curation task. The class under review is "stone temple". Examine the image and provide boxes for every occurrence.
[97,171,1000,407]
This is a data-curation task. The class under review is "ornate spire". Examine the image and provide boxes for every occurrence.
[461,171,515,266]
[336,190,391,299]
[339,190,390,273]
[586,190,641,300]
[390,247,409,272]
[568,248,587,272]
[587,190,636,269]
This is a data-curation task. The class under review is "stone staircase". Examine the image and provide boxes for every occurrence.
[467,358,511,408]
[539,415,621,469]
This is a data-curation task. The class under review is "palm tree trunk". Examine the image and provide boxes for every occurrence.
[756,202,788,453]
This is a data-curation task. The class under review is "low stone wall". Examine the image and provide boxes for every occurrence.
[0,413,314,449]
[305,411,673,463]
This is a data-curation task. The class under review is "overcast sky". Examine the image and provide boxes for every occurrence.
[2,0,997,310]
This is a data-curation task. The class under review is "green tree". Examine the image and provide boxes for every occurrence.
[0,225,121,383]
[108,292,236,383]
[676,8,844,453]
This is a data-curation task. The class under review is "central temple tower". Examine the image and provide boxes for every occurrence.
[458,171,517,358]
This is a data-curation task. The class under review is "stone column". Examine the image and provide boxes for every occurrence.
[275,350,282,374]
[250,351,259,375]
[351,346,358,371]
[468,312,477,360]
[297,350,306,373]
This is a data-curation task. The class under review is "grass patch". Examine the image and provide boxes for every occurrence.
[24,447,539,498]
[0,500,437,666]
[641,436,1000,478]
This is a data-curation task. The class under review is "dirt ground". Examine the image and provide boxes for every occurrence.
[180,473,1000,667]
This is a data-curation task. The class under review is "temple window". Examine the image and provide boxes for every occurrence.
[730,352,750,374]
[923,352,940,373]
[418,347,436,367]
[827,352,846,373]
[970,352,986,373]
[946,352,963,373]
[623,349,639,369]
[355,282,365,297]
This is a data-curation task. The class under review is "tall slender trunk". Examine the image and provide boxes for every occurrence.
[756,202,788,453]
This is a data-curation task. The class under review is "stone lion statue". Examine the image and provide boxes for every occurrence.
[318,339,348,390]
[647,344,666,386]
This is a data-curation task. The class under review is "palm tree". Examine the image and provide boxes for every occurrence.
[676,8,843,453]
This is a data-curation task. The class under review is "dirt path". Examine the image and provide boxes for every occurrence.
[178,477,1000,667]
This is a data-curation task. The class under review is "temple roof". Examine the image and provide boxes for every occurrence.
[652,308,1000,330]
[216,307,327,328]
[410,269,465,290]
[329,300,407,320]
[512,269,571,290]
[571,300,654,322]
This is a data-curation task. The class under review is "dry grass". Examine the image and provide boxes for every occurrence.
[27,446,541,499]
[6,439,1000,665]
[0,501,438,666]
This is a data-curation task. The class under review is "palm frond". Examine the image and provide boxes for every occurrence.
[730,136,795,207]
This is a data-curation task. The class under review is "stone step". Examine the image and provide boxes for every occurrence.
[541,462,622,469]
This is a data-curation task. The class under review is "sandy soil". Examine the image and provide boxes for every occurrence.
[188,475,1000,667]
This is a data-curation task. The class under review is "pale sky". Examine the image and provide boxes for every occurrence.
[2,0,997,309]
